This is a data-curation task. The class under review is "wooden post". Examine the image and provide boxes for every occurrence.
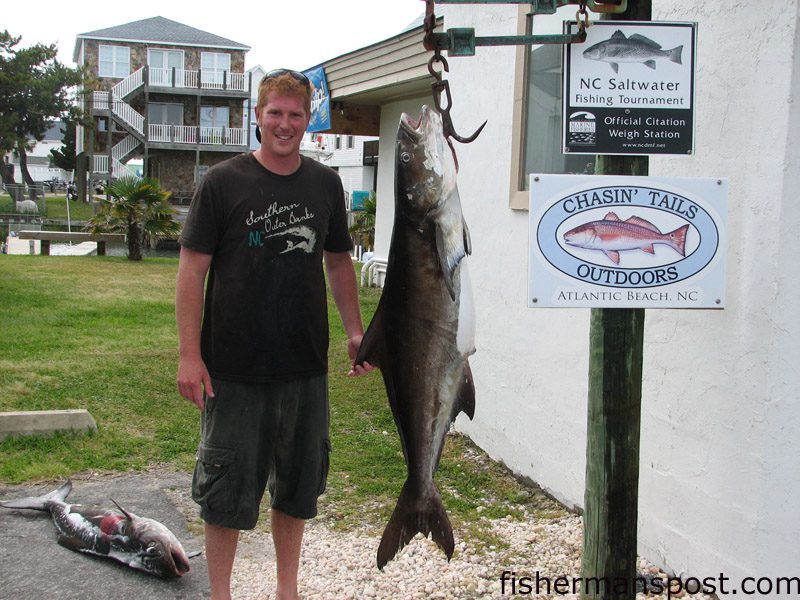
[581,2,651,599]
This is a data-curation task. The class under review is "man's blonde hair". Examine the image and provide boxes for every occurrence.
[257,73,312,115]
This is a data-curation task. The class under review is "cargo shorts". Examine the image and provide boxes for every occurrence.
[191,375,331,530]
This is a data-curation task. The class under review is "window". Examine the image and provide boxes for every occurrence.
[195,165,209,182]
[99,45,130,78]
[523,44,591,178]
[510,6,594,209]
[200,105,230,144]
[148,49,184,86]
[347,135,355,149]
[148,103,183,125]
[201,52,231,88]
[335,135,342,150]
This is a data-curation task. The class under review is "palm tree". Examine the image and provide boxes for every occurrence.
[348,192,376,252]
[85,177,181,261]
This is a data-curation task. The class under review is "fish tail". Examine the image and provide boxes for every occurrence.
[669,45,683,65]
[376,480,454,569]
[668,224,690,256]
[0,479,72,511]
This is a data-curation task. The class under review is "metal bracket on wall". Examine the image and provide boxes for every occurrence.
[424,0,627,56]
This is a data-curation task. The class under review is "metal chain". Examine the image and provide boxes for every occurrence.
[577,0,591,32]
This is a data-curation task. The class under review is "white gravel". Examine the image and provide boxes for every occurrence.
[228,512,715,600]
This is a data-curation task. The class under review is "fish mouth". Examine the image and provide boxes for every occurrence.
[173,550,191,576]
[400,105,438,140]
[399,112,423,140]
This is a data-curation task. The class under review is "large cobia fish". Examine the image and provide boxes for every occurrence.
[0,480,192,578]
[355,105,476,569]
[582,30,682,73]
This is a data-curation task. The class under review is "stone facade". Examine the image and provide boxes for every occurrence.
[79,37,249,200]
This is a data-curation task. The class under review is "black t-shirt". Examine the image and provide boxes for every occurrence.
[179,153,352,383]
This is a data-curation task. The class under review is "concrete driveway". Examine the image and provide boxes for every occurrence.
[0,470,209,600]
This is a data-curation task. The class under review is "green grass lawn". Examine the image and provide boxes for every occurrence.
[0,255,564,539]
[0,193,95,222]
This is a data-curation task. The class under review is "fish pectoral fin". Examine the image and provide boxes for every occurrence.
[57,531,106,554]
[435,225,465,302]
[642,245,655,254]
[644,60,657,70]
[604,250,621,264]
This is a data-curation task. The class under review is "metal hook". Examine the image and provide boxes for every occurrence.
[428,52,487,144]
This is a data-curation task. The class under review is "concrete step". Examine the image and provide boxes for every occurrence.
[0,409,97,441]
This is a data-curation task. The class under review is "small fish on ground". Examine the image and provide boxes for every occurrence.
[563,211,689,265]
[582,30,683,73]
[0,479,193,578]
[355,105,476,570]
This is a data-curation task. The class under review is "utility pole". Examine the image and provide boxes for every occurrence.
[581,1,652,599]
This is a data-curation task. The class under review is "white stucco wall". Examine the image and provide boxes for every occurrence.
[370,1,799,591]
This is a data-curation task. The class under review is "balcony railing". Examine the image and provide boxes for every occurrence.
[148,124,246,146]
[147,67,248,93]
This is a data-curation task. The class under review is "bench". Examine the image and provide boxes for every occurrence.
[16,230,126,256]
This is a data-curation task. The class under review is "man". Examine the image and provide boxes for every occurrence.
[176,69,372,600]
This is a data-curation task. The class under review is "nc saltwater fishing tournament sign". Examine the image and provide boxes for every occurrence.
[304,66,331,133]
[528,174,727,309]
[562,21,696,155]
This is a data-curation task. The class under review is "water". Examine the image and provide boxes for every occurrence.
[106,241,180,259]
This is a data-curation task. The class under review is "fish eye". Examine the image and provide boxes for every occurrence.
[400,152,411,163]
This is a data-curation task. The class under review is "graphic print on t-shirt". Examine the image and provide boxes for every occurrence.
[246,200,318,258]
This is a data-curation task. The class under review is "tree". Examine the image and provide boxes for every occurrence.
[0,30,85,186]
[85,177,181,261]
[50,120,77,173]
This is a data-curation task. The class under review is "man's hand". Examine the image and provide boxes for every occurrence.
[176,355,215,410]
[346,334,376,377]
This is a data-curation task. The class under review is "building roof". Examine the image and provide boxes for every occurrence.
[73,16,250,62]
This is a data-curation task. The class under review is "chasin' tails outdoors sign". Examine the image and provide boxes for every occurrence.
[528,174,727,309]
[562,21,696,155]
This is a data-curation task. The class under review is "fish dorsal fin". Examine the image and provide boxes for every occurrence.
[610,30,627,40]
[110,498,134,521]
[629,33,662,49]
[604,212,621,221]
[625,215,661,233]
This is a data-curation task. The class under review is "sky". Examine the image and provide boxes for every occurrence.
[4,0,426,71]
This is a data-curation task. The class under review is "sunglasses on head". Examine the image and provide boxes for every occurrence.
[261,68,311,88]
[255,69,312,142]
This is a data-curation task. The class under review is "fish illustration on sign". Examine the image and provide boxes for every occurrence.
[563,212,689,265]
[582,30,683,73]
[0,480,193,578]
[355,105,476,569]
